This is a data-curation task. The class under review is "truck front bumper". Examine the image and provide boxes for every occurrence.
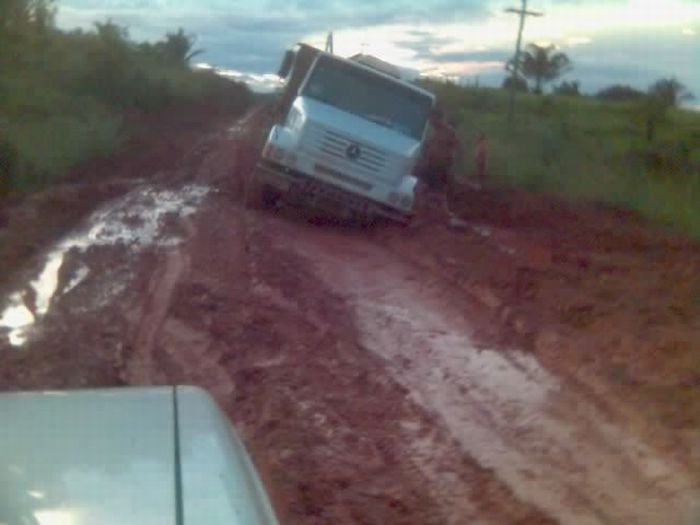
[256,160,412,223]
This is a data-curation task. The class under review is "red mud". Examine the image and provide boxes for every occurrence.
[0,105,240,292]
[0,109,698,524]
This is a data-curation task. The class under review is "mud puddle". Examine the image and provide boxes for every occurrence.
[0,184,208,347]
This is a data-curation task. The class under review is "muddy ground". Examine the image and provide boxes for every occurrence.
[0,108,699,524]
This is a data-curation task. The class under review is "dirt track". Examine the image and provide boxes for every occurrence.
[1,110,699,524]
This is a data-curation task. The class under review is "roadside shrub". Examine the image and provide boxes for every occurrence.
[191,70,254,113]
[0,14,253,194]
[502,76,528,93]
[0,136,18,196]
[6,111,122,190]
[597,84,645,102]
[553,81,580,97]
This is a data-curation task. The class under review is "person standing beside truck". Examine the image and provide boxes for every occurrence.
[413,108,461,225]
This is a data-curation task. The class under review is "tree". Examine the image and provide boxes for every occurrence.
[648,77,695,108]
[502,76,528,93]
[94,20,129,46]
[510,43,571,94]
[154,28,203,66]
[596,84,645,102]
[553,80,580,97]
[0,0,55,68]
[0,0,55,33]
[82,21,138,108]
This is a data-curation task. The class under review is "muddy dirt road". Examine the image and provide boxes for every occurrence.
[1,111,699,524]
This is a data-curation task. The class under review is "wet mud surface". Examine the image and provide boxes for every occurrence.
[0,109,698,523]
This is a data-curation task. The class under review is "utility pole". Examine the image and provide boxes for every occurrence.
[325,32,334,54]
[505,0,543,122]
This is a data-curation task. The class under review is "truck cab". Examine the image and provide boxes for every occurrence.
[254,44,435,222]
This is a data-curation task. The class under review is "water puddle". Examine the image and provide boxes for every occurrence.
[470,224,493,238]
[0,295,35,346]
[227,125,245,137]
[0,184,208,348]
[63,266,90,295]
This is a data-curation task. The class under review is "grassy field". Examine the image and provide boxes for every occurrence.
[0,14,253,195]
[422,80,700,238]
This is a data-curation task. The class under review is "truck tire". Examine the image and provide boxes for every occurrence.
[261,186,281,209]
[243,169,264,209]
[244,170,280,210]
[397,213,414,226]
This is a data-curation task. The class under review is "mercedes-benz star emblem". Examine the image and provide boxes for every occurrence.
[346,144,361,160]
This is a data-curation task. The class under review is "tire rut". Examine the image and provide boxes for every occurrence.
[126,192,556,523]
[264,214,697,525]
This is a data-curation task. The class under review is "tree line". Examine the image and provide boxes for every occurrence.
[502,42,695,109]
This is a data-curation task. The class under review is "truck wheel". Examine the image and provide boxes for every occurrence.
[398,213,414,226]
[261,187,281,209]
[243,170,264,209]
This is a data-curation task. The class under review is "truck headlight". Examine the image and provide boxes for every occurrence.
[263,144,296,167]
[262,144,284,162]
[270,145,284,162]
[388,192,412,209]
[286,107,303,129]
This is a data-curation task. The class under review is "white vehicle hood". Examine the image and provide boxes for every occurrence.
[0,386,277,525]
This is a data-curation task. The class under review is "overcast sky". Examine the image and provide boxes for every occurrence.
[56,0,700,102]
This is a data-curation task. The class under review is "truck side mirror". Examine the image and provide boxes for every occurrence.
[278,50,295,79]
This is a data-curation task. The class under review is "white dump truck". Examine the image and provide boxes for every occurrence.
[250,44,436,222]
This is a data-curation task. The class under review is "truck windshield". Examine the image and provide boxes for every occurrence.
[301,55,433,140]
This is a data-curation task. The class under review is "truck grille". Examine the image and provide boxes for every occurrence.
[318,130,387,173]
[301,124,400,184]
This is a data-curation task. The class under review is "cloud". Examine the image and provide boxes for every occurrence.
[413,49,509,64]
[569,29,699,92]
[56,0,700,99]
[58,0,490,74]
[60,0,491,29]
[195,63,282,92]
[394,33,465,58]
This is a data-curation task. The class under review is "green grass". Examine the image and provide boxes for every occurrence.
[0,20,253,195]
[422,80,700,238]
[5,112,122,191]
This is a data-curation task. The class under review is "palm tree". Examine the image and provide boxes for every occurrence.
[510,43,571,94]
[155,28,203,66]
[648,77,695,108]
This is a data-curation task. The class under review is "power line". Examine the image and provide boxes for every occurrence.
[506,0,544,122]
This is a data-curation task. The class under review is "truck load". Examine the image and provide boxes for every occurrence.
[248,44,436,223]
